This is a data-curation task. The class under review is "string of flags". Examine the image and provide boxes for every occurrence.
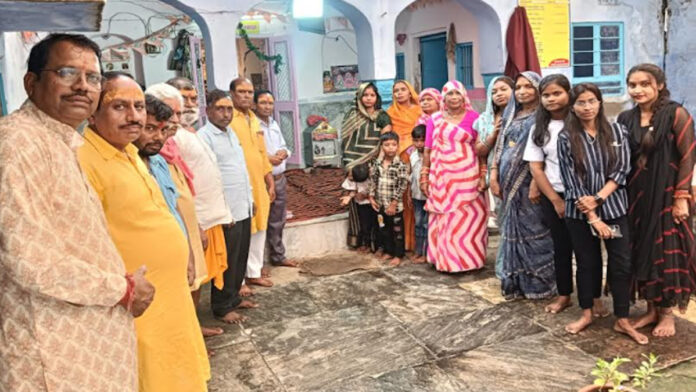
[101,16,191,62]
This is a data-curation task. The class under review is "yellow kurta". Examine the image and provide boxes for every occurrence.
[0,101,137,391]
[230,108,273,233]
[78,128,210,392]
[168,163,208,291]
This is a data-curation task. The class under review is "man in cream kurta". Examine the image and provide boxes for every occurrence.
[0,34,153,392]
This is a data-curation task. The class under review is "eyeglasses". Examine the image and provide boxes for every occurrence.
[41,67,103,89]
[574,99,600,108]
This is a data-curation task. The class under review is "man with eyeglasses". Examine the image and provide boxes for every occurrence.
[0,34,154,391]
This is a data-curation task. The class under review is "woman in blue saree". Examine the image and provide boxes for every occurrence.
[489,71,556,299]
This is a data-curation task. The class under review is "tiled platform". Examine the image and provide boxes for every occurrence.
[199,235,696,392]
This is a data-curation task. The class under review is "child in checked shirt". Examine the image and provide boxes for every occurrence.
[369,131,410,266]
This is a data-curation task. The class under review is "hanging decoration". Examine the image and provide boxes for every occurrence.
[237,22,283,74]
[396,33,407,46]
[100,16,190,61]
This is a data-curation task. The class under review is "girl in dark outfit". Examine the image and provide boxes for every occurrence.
[617,63,696,338]
[559,83,647,345]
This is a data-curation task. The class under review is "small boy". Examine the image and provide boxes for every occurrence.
[341,163,374,252]
[410,125,428,263]
[369,131,410,266]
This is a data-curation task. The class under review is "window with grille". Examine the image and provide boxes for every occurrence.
[571,22,624,95]
[455,43,474,90]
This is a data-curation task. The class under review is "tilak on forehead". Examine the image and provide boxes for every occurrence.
[101,87,145,106]
[215,97,234,107]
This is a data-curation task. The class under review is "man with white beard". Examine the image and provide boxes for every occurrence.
[167,77,200,130]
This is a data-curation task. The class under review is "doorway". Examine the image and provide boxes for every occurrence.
[419,33,448,90]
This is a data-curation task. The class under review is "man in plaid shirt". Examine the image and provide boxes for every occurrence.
[369,131,410,266]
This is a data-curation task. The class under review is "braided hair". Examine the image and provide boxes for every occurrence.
[626,63,671,169]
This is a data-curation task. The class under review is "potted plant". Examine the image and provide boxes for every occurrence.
[578,353,661,392]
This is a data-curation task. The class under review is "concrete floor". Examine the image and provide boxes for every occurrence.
[197,235,696,392]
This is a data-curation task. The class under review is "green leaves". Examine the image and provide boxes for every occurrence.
[631,353,661,389]
[590,354,660,391]
[236,23,284,74]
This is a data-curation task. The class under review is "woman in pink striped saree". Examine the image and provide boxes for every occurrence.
[420,81,488,272]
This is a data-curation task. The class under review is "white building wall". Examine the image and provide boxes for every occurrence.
[395,0,483,89]
[292,26,358,99]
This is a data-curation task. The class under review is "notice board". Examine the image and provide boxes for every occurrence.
[518,0,570,68]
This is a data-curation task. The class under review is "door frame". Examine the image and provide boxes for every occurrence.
[267,35,302,166]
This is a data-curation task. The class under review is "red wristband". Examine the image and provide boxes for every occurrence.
[118,274,135,312]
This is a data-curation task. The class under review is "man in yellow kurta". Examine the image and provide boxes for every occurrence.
[229,78,275,287]
[77,72,209,391]
[0,34,153,392]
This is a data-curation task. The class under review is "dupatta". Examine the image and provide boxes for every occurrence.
[387,80,422,153]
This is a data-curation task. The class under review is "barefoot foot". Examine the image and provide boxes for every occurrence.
[237,299,258,309]
[389,257,401,267]
[565,312,593,334]
[630,308,658,329]
[261,267,271,278]
[592,298,610,318]
[357,246,370,254]
[614,319,649,345]
[545,296,572,314]
[412,255,427,264]
[218,311,248,324]
[201,326,224,337]
[275,259,299,267]
[652,312,676,337]
[380,253,391,261]
[247,277,274,287]
[239,284,255,297]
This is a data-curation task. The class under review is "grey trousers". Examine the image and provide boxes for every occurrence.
[266,174,288,264]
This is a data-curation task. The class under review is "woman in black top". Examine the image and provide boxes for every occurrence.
[558,83,648,344]
[618,64,696,338]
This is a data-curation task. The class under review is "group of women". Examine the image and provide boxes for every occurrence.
[341,78,488,273]
[339,63,696,344]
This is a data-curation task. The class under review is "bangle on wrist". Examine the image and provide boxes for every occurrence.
[118,274,136,312]
[588,218,601,225]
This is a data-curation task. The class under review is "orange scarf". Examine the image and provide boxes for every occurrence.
[387,80,422,154]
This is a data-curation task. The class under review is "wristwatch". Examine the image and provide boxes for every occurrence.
[594,194,605,206]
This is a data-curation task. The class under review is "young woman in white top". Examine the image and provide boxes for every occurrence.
[523,74,608,317]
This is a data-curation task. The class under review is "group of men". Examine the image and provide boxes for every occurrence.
[0,33,296,391]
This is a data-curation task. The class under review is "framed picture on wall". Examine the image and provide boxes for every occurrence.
[323,71,335,93]
[331,65,360,92]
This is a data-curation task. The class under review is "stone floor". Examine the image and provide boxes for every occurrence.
[198,235,696,392]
